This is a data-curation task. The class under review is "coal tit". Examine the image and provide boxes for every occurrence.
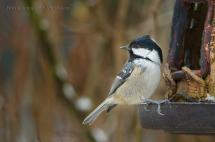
[83,35,163,125]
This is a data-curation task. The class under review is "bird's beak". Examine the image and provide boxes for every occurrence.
[120,45,130,51]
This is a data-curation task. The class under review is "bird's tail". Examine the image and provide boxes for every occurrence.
[82,98,113,125]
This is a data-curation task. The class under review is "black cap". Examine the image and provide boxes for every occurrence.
[129,35,163,63]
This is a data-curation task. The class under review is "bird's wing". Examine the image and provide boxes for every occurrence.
[108,62,135,96]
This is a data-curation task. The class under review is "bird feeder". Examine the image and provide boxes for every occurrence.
[139,0,215,134]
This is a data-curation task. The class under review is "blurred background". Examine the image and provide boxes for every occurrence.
[0,0,215,142]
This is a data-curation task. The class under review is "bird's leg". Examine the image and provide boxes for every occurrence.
[141,99,169,115]
[140,97,150,111]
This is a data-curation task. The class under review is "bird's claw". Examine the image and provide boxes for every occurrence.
[140,97,150,111]
[143,104,150,111]
[141,99,169,115]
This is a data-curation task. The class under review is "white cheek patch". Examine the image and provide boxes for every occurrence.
[132,48,161,64]
[132,48,151,58]
[147,50,160,63]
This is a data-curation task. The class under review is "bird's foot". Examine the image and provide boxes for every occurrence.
[141,99,169,115]
[140,97,150,111]
[143,104,150,111]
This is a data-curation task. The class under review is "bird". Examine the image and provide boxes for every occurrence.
[83,35,163,125]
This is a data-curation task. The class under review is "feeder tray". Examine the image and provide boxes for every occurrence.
[139,101,215,134]
[139,0,215,134]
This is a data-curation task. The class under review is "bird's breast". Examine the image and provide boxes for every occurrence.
[113,65,160,104]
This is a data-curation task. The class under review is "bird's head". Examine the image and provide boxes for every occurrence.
[120,35,163,64]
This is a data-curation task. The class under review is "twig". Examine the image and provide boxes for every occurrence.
[22,0,97,142]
